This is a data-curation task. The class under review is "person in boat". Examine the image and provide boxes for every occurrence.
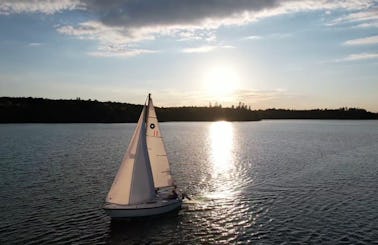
[182,192,191,200]
[171,184,192,200]
[168,189,178,199]
[168,188,192,200]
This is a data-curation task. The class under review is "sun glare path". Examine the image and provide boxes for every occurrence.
[206,121,236,200]
[209,121,234,174]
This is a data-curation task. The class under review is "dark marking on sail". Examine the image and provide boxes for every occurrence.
[150,123,155,129]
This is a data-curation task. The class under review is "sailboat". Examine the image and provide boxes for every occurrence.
[103,94,182,218]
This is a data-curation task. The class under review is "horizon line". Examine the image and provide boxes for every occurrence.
[1,96,377,113]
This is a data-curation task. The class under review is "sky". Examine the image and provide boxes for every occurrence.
[0,0,377,111]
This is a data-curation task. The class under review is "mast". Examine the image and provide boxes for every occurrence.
[145,93,151,124]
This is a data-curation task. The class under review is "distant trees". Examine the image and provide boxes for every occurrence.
[0,97,377,123]
[254,108,377,120]
[0,97,142,123]
[156,106,259,122]
[210,101,251,110]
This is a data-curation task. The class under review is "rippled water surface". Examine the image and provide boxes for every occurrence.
[0,121,377,244]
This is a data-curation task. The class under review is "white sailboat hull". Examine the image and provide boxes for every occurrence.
[103,198,182,218]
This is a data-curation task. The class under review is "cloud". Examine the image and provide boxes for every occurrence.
[339,52,378,61]
[355,22,378,28]
[181,45,233,53]
[244,35,262,40]
[88,46,157,58]
[83,0,278,28]
[177,30,216,42]
[54,0,375,57]
[3,0,374,22]
[328,6,378,27]
[0,0,82,15]
[344,35,378,45]
[126,88,292,108]
[182,46,216,54]
[82,0,374,29]
[235,88,289,102]
[28,42,42,47]
[3,0,376,57]
[57,20,157,57]
[331,7,378,24]
[56,21,146,44]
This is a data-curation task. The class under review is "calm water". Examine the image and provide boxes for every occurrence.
[0,120,377,244]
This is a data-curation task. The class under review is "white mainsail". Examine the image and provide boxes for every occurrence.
[106,106,155,205]
[146,96,174,188]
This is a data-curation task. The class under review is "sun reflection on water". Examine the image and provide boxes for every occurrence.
[210,121,234,174]
[206,121,236,199]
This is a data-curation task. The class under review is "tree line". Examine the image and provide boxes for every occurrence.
[0,97,376,123]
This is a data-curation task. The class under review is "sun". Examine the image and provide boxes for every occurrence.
[202,65,240,101]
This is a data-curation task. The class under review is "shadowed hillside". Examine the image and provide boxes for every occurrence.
[0,97,377,123]
[254,108,378,120]
[0,97,260,123]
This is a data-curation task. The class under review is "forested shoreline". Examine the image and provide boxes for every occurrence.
[1,97,377,123]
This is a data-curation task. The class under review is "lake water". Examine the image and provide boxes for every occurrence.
[0,120,377,244]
